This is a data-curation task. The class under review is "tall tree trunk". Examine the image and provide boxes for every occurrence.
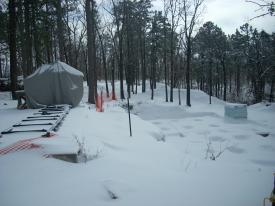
[24,0,33,75]
[0,54,2,78]
[221,58,227,101]
[150,22,156,100]
[186,39,191,107]
[164,23,168,102]
[170,30,174,102]
[178,84,181,105]
[209,59,213,104]
[18,0,27,77]
[98,30,109,97]
[150,50,155,100]
[45,2,53,63]
[135,55,139,95]
[118,29,125,99]
[103,49,109,98]
[140,30,146,93]
[56,0,65,62]
[229,69,232,93]
[200,58,204,91]
[142,33,146,92]
[112,0,125,100]
[86,0,96,104]
[111,54,116,99]
[236,63,240,97]
[5,54,8,77]
[125,0,130,98]
[65,0,72,64]
[270,76,274,102]
[31,1,41,68]
[9,0,17,99]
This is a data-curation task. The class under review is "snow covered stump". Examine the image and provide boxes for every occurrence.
[224,103,247,119]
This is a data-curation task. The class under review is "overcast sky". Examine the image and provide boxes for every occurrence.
[152,0,275,35]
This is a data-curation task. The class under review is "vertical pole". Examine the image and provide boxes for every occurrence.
[101,89,103,112]
[127,97,132,137]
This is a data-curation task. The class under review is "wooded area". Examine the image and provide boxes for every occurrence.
[0,0,274,105]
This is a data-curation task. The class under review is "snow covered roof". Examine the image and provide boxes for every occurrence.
[27,61,83,79]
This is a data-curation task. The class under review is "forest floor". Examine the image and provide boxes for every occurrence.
[0,82,274,206]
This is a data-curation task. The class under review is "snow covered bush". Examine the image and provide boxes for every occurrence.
[205,138,228,161]
[74,135,101,163]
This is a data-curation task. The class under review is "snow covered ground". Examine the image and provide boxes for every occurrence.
[0,82,274,206]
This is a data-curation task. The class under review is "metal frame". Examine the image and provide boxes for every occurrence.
[1,104,71,136]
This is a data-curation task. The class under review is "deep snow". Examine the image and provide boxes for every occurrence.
[0,82,274,206]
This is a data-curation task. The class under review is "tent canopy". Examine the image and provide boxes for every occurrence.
[24,61,84,108]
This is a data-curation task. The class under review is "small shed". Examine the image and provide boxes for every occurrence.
[224,103,247,119]
[24,61,84,108]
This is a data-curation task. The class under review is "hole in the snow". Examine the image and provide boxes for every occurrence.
[48,153,86,163]
[227,146,245,154]
[179,133,185,138]
[183,125,193,129]
[210,136,226,142]
[257,132,269,137]
[106,189,118,200]
[209,124,219,128]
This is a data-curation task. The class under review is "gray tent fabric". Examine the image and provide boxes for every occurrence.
[24,61,84,108]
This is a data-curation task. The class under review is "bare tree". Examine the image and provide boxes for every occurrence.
[56,0,66,62]
[164,0,181,102]
[24,0,33,75]
[163,1,169,102]
[246,0,274,19]
[181,0,205,107]
[112,0,125,100]
[96,26,110,98]
[8,0,17,99]
[86,0,97,104]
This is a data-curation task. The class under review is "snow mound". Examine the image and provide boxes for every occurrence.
[224,103,247,119]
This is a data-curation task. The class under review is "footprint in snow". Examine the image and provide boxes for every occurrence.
[210,136,226,142]
[227,145,245,154]
[209,124,220,128]
[102,180,133,200]
[102,141,123,151]
[218,129,228,133]
[234,134,250,140]
[197,130,211,135]
[150,132,166,141]
[179,133,185,138]
[171,119,180,123]
[183,125,193,129]
[251,159,275,167]
[166,132,185,138]
[161,126,170,131]
[256,132,270,137]
[260,145,275,152]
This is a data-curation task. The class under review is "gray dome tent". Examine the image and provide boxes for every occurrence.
[24,61,84,108]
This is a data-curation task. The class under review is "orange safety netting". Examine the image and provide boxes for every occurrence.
[95,90,117,112]
[0,133,55,156]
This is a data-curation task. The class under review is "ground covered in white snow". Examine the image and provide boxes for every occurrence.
[0,82,274,206]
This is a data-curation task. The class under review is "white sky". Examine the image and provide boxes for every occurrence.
[151,0,275,35]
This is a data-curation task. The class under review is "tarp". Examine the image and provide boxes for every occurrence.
[24,61,84,108]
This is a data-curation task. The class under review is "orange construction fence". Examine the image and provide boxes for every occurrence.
[95,90,117,112]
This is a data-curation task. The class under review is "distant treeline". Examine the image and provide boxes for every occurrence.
[0,0,274,104]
